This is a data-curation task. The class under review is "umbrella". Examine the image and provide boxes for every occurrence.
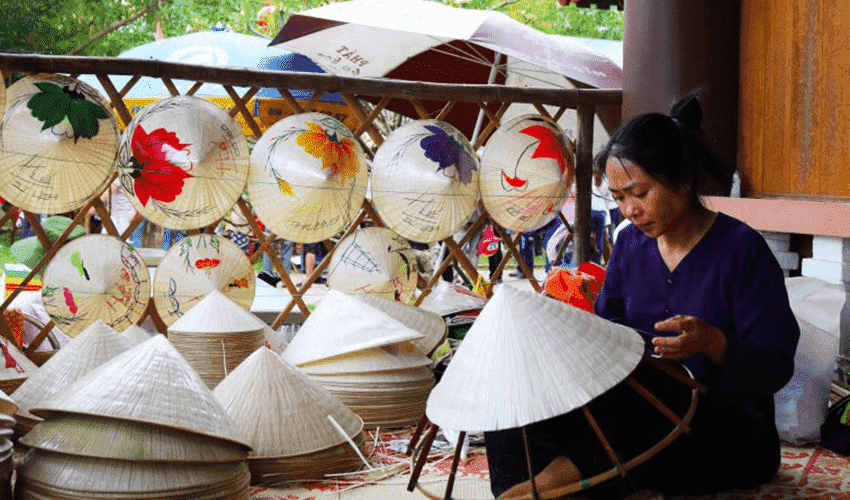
[0,74,118,214]
[78,31,355,133]
[115,95,250,230]
[269,0,623,138]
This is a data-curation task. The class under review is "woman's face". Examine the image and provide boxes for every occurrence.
[605,156,690,238]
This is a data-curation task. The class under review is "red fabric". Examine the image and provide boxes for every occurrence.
[542,265,605,312]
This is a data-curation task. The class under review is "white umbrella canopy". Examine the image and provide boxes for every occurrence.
[269,0,623,138]
[371,120,479,243]
[115,95,250,230]
[41,235,151,337]
[0,74,118,214]
[248,112,368,243]
[152,233,256,327]
[480,115,574,232]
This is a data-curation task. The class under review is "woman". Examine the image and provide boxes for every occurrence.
[489,93,800,498]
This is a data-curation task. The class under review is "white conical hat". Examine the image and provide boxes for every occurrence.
[370,119,479,243]
[426,285,644,432]
[419,279,487,316]
[115,95,250,230]
[168,289,266,334]
[29,335,251,449]
[299,341,431,375]
[213,347,363,458]
[120,324,159,346]
[281,290,423,366]
[153,233,256,327]
[12,319,131,422]
[0,74,117,214]
[248,112,368,243]
[480,115,574,232]
[19,412,248,462]
[357,294,446,356]
[0,337,39,393]
[41,234,151,337]
[325,226,418,303]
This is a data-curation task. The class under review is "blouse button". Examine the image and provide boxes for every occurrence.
[667,278,673,284]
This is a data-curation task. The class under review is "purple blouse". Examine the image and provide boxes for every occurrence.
[595,212,800,419]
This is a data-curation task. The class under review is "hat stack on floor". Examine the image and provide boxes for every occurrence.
[213,347,366,484]
[0,390,17,499]
[11,320,132,435]
[0,336,39,395]
[16,335,252,499]
[168,289,267,389]
[282,291,435,428]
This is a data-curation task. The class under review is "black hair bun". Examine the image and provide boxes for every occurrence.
[670,91,703,132]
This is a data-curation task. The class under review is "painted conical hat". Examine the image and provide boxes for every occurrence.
[153,233,256,327]
[248,112,368,243]
[370,119,479,243]
[41,234,151,337]
[12,319,131,422]
[0,337,39,388]
[120,324,159,346]
[281,290,423,366]
[29,334,252,449]
[0,74,117,214]
[116,95,249,230]
[480,115,574,232]
[325,226,418,303]
[213,347,363,458]
[168,289,265,334]
[298,341,431,375]
[426,284,644,432]
[357,294,446,356]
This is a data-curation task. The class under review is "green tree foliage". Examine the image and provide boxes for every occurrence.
[0,0,622,57]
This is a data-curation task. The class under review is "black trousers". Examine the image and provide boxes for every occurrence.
[485,362,780,498]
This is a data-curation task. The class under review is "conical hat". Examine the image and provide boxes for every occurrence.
[167,289,265,334]
[480,115,574,232]
[419,279,487,316]
[115,95,250,230]
[20,412,248,462]
[16,448,249,497]
[41,234,151,337]
[248,112,368,243]
[426,285,644,432]
[357,294,446,355]
[12,319,131,422]
[0,389,16,416]
[29,335,251,449]
[0,74,117,214]
[310,366,434,386]
[213,347,363,458]
[120,324,159,346]
[299,341,431,375]
[0,337,38,389]
[325,226,418,303]
[153,233,256,326]
[370,119,479,243]
[282,290,423,366]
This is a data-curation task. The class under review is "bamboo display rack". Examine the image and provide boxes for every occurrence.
[0,53,622,362]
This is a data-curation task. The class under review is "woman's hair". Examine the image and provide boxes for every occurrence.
[594,91,734,207]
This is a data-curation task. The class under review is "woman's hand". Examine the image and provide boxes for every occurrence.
[652,315,727,366]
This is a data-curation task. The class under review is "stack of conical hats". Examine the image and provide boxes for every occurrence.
[357,294,447,356]
[11,320,132,435]
[0,390,16,498]
[168,289,267,389]
[17,335,252,499]
[282,291,435,428]
[0,336,39,395]
[213,347,366,483]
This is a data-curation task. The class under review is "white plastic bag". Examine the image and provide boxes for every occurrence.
[774,277,844,443]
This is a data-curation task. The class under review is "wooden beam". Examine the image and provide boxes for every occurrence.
[703,196,850,237]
